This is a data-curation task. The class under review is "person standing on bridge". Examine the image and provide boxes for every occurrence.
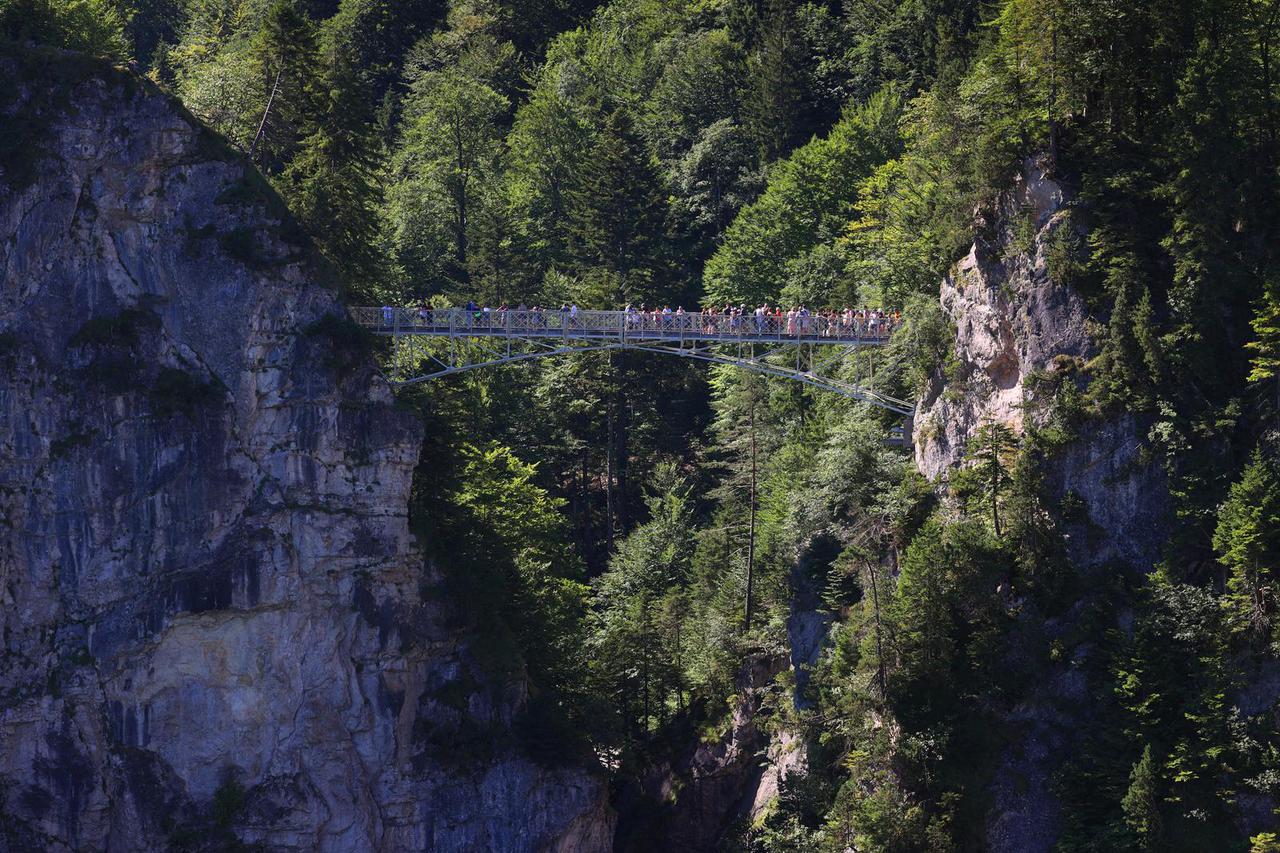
[382,305,393,329]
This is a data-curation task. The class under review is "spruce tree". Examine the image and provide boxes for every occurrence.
[248,0,323,173]
[1121,744,1162,849]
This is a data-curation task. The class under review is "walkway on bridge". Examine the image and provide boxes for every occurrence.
[351,307,900,345]
[351,306,913,416]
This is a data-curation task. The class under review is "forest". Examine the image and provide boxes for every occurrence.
[4,0,1280,849]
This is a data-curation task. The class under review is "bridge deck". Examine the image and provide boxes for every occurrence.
[352,307,898,345]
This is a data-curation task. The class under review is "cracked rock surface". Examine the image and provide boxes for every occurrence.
[0,58,612,852]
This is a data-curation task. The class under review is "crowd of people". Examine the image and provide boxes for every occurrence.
[379,301,902,338]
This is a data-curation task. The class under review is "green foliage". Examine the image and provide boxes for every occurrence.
[301,311,378,375]
[960,419,1019,538]
[890,516,1011,728]
[70,307,158,348]
[1214,449,1280,641]
[1121,744,1160,847]
[442,442,591,716]
[43,0,1280,846]
[1247,277,1280,385]
[703,86,903,306]
[0,0,130,59]
[210,773,246,830]
[218,224,266,267]
[568,107,669,289]
[384,36,509,296]
[0,46,129,190]
[589,462,695,743]
[1109,574,1245,851]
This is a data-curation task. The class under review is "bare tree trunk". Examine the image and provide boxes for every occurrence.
[581,447,590,546]
[249,67,283,161]
[745,398,758,630]
[642,622,651,736]
[1048,25,1061,165]
[615,383,631,534]
[606,394,615,553]
[992,465,1002,538]
[868,556,887,699]
[675,611,685,713]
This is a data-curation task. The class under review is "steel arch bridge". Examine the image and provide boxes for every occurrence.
[350,306,914,416]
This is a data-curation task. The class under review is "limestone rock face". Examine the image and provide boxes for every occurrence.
[0,58,611,852]
[913,155,1168,572]
[914,155,1094,480]
[909,156,1174,853]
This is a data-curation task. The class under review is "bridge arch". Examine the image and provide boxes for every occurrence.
[352,306,914,416]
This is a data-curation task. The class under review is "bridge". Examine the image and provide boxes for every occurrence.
[350,306,913,415]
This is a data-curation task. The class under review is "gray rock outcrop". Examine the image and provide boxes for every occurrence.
[909,155,1174,853]
[913,155,1169,572]
[913,155,1094,480]
[0,55,611,852]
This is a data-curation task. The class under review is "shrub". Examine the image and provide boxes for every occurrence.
[151,367,221,418]
[302,312,377,376]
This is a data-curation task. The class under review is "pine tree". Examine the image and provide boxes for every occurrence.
[1214,449,1280,638]
[1247,278,1280,421]
[278,8,392,293]
[966,420,1018,538]
[589,463,694,739]
[568,108,669,288]
[248,0,323,173]
[743,0,810,161]
[1121,744,1162,849]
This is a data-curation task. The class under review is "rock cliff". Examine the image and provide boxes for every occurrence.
[0,53,612,852]
[913,155,1169,571]
[910,156,1172,852]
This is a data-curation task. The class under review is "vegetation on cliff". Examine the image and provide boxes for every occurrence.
[5,0,1280,849]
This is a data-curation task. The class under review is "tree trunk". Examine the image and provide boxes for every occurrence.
[868,555,887,699]
[606,395,615,553]
[615,383,631,534]
[745,398,758,630]
[580,447,590,547]
[992,465,1002,538]
[249,67,283,161]
[1048,25,1061,165]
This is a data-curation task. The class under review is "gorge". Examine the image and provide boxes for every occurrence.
[4,1,1280,851]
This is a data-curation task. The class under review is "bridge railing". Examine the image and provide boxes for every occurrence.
[352,307,900,342]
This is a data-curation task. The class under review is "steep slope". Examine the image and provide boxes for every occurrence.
[0,53,611,852]
[911,156,1172,851]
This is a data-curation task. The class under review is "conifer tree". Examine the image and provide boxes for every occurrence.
[248,0,323,172]
[569,108,668,288]
[1214,449,1280,638]
[280,42,383,292]
[966,420,1018,538]
[1121,744,1162,849]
